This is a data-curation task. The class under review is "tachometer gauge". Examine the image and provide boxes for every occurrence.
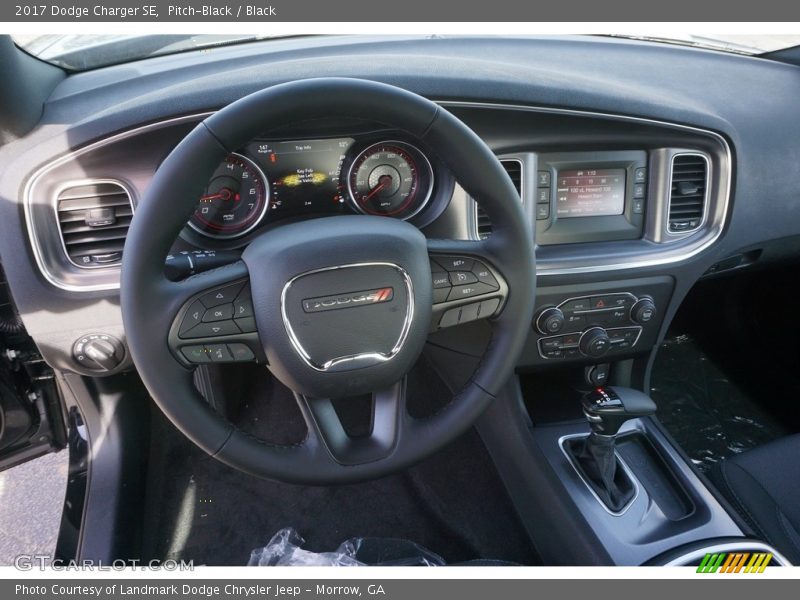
[347,141,434,220]
[188,153,269,239]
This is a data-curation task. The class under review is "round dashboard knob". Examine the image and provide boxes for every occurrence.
[580,327,611,358]
[73,334,124,372]
[536,307,565,335]
[631,297,657,325]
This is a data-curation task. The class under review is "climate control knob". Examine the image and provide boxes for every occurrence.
[580,327,611,358]
[631,297,657,325]
[536,307,565,335]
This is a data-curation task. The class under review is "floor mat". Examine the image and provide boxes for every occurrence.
[650,334,788,473]
[141,403,539,566]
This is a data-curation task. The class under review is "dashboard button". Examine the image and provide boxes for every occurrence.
[633,183,646,199]
[537,188,550,203]
[541,337,563,352]
[447,282,496,301]
[200,282,246,308]
[227,343,255,362]
[432,272,451,288]
[561,298,591,313]
[202,304,234,322]
[181,345,211,363]
[537,171,551,186]
[179,300,206,336]
[543,348,563,359]
[561,333,581,347]
[435,256,474,272]
[564,314,586,329]
[471,263,500,289]
[634,168,647,184]
[449,271,478,285]
[536,204,550,220]
[632,198,645,214]
[182,320,240,339]
[608,308,628,324]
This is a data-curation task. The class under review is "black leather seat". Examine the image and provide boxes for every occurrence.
[710,434,800,564]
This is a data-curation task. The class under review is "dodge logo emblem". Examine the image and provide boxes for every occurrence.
[302,287,394,313]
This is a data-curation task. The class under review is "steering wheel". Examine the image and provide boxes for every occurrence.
[121,78,535,484]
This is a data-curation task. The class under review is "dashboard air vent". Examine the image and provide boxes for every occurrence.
[56,181,133,268]
[668,154,708,233]
[476,159,523,239]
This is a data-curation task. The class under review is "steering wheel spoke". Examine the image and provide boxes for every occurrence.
[427,238,509,331]
[296,378,408,466]
[164,261,265,367]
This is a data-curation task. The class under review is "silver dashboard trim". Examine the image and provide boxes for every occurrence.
[24,101,732,291]
[439,100,732,277]
[280,262,415,373]
[473,157,524,239]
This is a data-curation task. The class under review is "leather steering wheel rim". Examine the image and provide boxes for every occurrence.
[121,78,535,484]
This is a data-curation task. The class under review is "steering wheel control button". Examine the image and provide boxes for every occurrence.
[227,343,255,362]
[449,271,477,286]
[207,344,232,362]
[181,345,211,363]
[202,304,234,322]
[432,272,450,288]
[439,307,461,328]
[179,300,206,335]
[446,282,496,301]
[183,320,240,339]
[436,256,474,272]
[200,281,246,308]
[234,317,257,333]
[472,263,499,289]
[479,298,501,317]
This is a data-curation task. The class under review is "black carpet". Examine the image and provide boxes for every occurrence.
[142,368,538,566]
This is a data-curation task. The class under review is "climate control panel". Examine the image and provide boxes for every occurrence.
[534,292,656,360]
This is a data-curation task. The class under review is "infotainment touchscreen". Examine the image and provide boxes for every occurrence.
[556,168,626,218]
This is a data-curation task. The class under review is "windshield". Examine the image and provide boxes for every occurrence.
[13,34,800,72]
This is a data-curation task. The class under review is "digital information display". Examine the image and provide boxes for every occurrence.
[248,138,355,216]
[556,168,626,218]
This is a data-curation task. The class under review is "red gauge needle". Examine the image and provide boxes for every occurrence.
[199,188,234,202]
[363,176,391,202]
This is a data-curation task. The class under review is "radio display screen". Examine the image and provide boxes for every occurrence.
[556,168,626,218]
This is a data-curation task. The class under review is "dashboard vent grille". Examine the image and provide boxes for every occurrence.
[476,159,523,239]
[55,181,133,268]
[668,154,708,233]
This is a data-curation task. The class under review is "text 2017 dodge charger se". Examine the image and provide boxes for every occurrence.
[1,34,800,566]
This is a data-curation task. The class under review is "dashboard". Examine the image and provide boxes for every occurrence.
[3,34,800,382]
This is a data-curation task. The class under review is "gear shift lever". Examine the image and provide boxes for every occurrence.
[567,386,656,512]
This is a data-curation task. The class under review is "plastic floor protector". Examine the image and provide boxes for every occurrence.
[650,334,788,473]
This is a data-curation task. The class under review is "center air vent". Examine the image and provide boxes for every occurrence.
[56,181,133,268]
[476,159,523,239]
[668,154,708,234]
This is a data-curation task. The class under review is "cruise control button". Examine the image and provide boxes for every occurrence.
[234,296,253,319]
[449,271,477,285]
[431,272,451,288]
[179,300,206,336]
[200,282,246,308]
[227,343,255,362]
[446,282,497,301]
[182,320,240,339]
[202,304,234,322]
[181,345,211,363]
[235,317,258,333]
[207,344,232,362]
[435,256,475,272]
[472,263,499,289]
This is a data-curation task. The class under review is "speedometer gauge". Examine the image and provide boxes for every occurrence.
[346,141,434,220]
[188,153,269,239]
